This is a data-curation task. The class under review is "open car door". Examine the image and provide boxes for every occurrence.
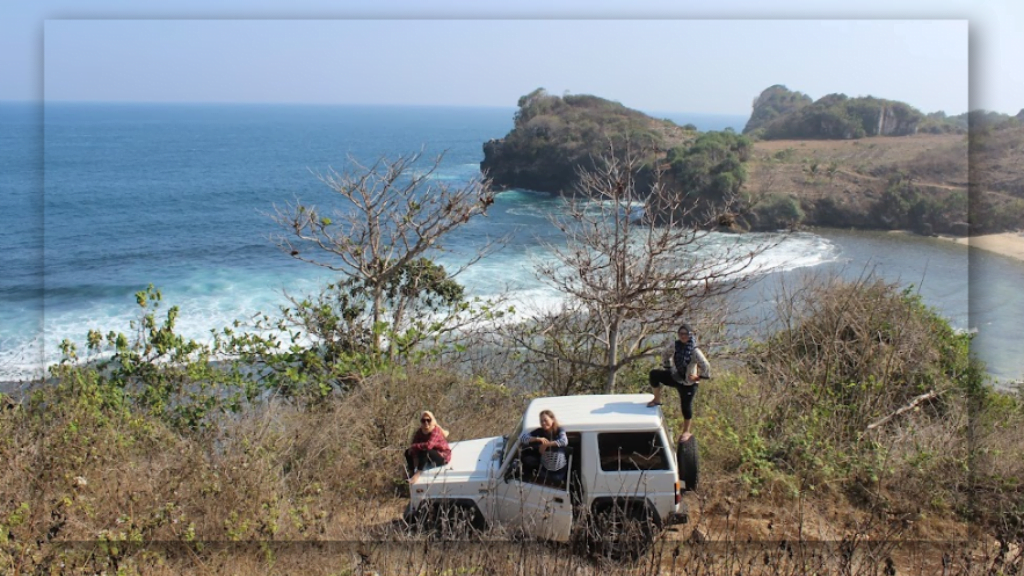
[493,444,573,542]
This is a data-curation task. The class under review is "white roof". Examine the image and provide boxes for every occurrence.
[521,394,663,432]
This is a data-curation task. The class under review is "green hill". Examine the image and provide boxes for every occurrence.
[744,85,925,139]
[480,88,695,193]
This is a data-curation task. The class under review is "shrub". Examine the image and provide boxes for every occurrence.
[741,273,977,512]
[751,194,805,230]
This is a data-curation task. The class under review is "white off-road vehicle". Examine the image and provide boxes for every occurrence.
[405,394,696,554]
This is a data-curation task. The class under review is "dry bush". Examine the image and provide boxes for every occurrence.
[5,294,1024,574]
[963,384,1024,541]
[728,271,981,516]
[0,365,525,574]
[750,271,969,441]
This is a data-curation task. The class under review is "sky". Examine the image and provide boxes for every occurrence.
[1,1,1022,116]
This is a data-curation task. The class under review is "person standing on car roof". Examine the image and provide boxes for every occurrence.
[646,323,711,442]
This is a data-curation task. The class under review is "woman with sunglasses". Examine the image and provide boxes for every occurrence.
[405,410,451,484]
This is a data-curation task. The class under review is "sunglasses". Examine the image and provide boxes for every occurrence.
[421,418,432,423]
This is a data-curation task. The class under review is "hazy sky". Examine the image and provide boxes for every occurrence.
[3,1,1022,115]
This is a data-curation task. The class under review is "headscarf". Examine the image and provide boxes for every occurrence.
[673,332,697,375]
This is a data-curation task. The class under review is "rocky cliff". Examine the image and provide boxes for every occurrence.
[746,88,925,139]
[480,88,693,193]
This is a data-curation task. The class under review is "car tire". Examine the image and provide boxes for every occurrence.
[589,503,655,560]
[677,435,699,492]
[420,502,484,540]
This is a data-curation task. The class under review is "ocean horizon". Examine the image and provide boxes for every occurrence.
[1,102,1020,385]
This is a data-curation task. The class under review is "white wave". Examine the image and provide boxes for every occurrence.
[1,230,839,384]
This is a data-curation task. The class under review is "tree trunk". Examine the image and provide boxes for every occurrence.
[604,323,620,393]
[372,285,384,357]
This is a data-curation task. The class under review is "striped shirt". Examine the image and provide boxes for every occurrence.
[520,427,568,471]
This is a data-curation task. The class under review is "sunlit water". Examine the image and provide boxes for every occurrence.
[0,103,1018,386]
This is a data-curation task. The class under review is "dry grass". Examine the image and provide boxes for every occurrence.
[3,281,1024,574]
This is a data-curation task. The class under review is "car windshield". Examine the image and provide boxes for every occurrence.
[501,418,525,467]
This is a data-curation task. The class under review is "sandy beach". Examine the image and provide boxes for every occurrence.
[949,232,1024,263]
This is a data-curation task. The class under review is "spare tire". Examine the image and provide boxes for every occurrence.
[677,436,699,491]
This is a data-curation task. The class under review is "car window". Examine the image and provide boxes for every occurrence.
[502,419,525,469]
[597,431,669,472]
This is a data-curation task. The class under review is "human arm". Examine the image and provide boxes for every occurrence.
[412,427,450,452]
[686,348,711,381]
[410,429,428,451]
[519,429,540,446]
[552,428,568,448]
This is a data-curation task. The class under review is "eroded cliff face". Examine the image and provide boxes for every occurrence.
[876,105,920,136]
[480,136,578,193]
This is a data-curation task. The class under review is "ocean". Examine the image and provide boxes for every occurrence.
[1,102,1021,385]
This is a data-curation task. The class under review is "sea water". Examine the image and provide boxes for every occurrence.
[0,103,1019,385]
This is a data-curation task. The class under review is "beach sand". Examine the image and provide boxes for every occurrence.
[949,232,1024,263]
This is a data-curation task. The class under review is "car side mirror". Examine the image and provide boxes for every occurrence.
[504,458,520,483]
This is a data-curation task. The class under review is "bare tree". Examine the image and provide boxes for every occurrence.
[271,151,502,357]
[509,144,781,393]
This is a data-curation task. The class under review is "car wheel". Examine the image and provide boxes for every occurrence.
[677,435,699,491]
[422,502,484,540]
[589,503,655,560]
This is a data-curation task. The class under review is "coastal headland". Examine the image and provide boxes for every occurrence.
[480,86,1023,238]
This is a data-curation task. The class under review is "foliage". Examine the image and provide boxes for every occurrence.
[272,151,502,358]
[482,88,691,193]
[918,110,969,134]
[742,84,813,136]
[758,93,925,140]
[219,260,512,404]
[868,172,967,234]
[1,347,525,573]
[4,272,1024,572]
[51,285,261,433]
[750,193,805,230]
[732,274,978,507]
[665,130,753,216]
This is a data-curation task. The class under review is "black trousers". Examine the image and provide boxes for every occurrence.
[405,448,446,474]
[649,368,698,420]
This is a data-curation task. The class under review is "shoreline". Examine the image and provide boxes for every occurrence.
[952,232,1024,262]
[891,230,1024,263]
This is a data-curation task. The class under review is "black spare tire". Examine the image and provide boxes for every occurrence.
[677,435,699,491]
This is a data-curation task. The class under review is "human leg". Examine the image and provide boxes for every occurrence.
[537,465,567,486]
[406,449,425,484]
[520,448,541,480]
[423,449,446,469]
[647,368,675,407]
[678,384,698,441]
[404,449,417,477]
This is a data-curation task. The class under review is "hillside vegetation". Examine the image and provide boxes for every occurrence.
[743,85,924,139]
[2,273,1024,574]
[481,88,696,194]
[481,87,1024,234]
